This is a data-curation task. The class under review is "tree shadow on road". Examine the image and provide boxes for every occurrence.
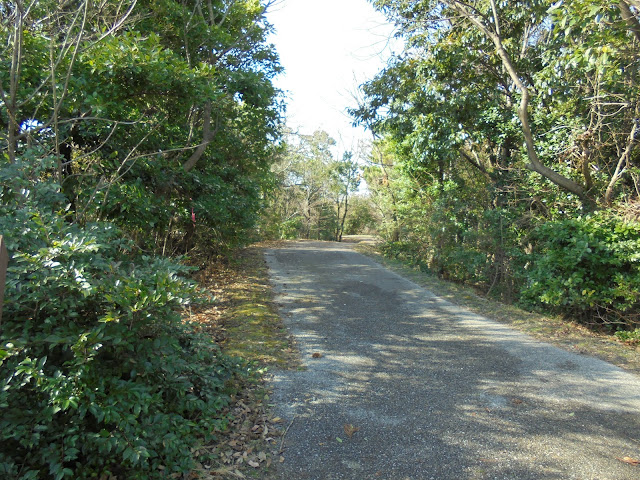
[267,243,640,480]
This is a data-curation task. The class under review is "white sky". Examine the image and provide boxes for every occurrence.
[266,0,398,158]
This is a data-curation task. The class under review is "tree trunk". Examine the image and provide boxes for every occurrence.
[619,1,640,43]
[605,120,638,205]
[338,193,349,242]
[5,3,24,164]
[182,101,216,173]
[450,1,590,203]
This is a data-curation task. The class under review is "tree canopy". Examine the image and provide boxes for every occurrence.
[1,1,284,477]
[1,0,283,254]
[352,0,640,328]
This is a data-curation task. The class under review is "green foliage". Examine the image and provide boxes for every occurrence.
[278,218,305,240]
[2,0,282,256]
[614,328,640,344]
[1,1,282,477]
[0,157,243,479]
[343,196,378,235]
[356,0,640,329]
[521,213,640,328]
[264,130,362,241]
[380,240,431,274]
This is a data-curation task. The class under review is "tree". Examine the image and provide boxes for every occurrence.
[361,140,403,241]
[1,0,283,254]
[364,0,640,206]
[353,0,640,322]
[330,151,360,241]
[542,0,640,207]
[265,129,363,241]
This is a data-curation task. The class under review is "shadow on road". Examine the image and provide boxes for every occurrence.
[267,241,640,480]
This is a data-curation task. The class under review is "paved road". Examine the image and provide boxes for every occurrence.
[265,241,640,480]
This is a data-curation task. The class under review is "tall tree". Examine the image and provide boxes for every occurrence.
[330,151,360,242]
[1,0,284,253]
[362,0,640,206]
[353,0,640,322]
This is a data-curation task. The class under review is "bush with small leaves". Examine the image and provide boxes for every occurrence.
[521,212,640,329]
[0,155,243,479]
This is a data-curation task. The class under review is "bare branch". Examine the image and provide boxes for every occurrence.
[605,117,638,205]
[448,0,589,201]
[85,0,138,50]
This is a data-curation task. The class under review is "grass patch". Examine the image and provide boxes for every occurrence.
[354,241,640,375]
[194,246,299,369]
[188,246,299,479]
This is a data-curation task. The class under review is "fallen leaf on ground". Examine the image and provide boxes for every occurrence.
[211,467,245,478]
[312,352,323,358]
[617,456,640,466]
[343,424,360,438]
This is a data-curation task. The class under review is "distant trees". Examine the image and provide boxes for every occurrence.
[264,129,363,241]
[330,151,361,242]
[353,0,640,328]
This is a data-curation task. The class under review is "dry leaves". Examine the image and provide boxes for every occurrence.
[343,424,360,438]
[213,394,281,470]
[183,248,300,478]
[311,352,323,358]
[187,260,236,343]
[617,456,640,466]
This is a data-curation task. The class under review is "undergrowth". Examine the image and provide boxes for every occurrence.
[0,158,244,479]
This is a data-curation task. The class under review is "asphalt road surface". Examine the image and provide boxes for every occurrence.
[265,240,640,480]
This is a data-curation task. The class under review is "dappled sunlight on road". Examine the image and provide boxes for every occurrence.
[266,241,640,480]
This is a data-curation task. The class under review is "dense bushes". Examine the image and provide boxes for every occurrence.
[1,1,282,477]
[0,159,242,479]
[521,213,640,329]
[368,153,640,329]
[378,209,640,331]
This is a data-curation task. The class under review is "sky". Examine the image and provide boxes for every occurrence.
[265,0,398,158]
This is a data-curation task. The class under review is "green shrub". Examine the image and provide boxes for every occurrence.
[0,156,242,479]
[279,217,304,239]
[439,247,490,285]
[380,241,432,273]
[521,213,640,328]
[615,328,640,344]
